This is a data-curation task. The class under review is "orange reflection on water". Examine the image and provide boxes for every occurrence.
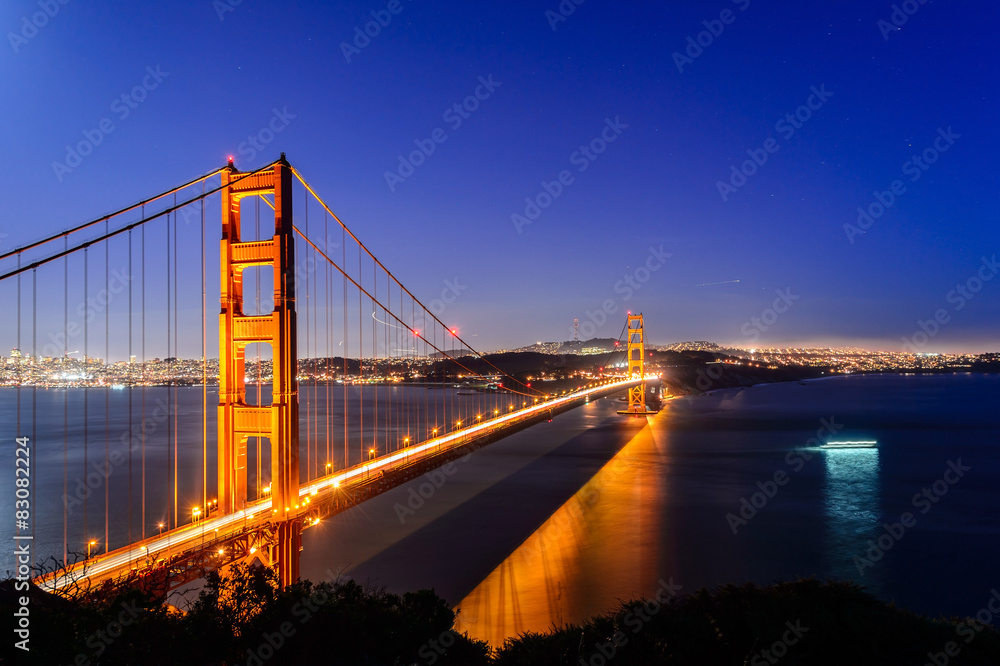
[453,413,671,647]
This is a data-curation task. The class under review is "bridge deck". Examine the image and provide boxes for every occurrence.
[38,377,651,593]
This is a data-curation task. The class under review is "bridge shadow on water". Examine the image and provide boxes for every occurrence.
[299,398,665,644]
[300,398,676,648]
[451,411,668,647]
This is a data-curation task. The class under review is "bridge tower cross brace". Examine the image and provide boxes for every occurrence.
[218,157,300,586]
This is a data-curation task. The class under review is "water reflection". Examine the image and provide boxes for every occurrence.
[822,447,882,584]
[454,415,670,647]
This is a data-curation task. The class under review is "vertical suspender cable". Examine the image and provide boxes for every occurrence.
[32,269,37,546]
[201,182,207,511]
[342,225,347,469]
[63,239,68,566]
[141,213,146,536]
[313,207,319,478]
[166,201,172,531]
[105,220,110,552]
[385,280,389,447]
[127,229,133,548]
[385,277,389,448]
[16,256,20,454]
[325,210,330,471]
[173,193,179,527]
[304,193,310,480]
[83,247,89,548]
[395,283,400,449]
[406,299,412,446]
[16,257,21,539]
[358,244,363,463]
[373,258,377,457]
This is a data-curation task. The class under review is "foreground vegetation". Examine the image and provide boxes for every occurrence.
[3,567,999,665]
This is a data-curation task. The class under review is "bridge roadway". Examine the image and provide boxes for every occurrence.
[39,376,651,592]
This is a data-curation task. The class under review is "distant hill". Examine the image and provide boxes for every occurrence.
[556,338,619,353]
[510,338,620,354]
[429,348,476,359]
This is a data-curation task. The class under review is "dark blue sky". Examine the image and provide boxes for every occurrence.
[1,0,997,353]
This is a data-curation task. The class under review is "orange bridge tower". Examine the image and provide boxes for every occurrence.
[218,156,300,586]
[618,313,656,416]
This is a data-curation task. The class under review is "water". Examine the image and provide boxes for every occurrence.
[3,374,998,648]
[0,382,512,572]
[297,373,1000,647]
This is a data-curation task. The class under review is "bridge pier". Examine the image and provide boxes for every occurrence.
[275,519,301,587]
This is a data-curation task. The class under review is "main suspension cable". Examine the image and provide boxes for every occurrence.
[291,167,544,398]
[0,162,280,283]
[0,166,225,262]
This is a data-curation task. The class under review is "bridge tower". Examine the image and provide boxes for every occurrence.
[218,155,300,586]
[618,313,655,415]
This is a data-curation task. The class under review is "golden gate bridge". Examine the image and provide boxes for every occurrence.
[0,156,656,594]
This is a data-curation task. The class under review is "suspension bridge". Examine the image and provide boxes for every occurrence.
[1,156,657,595]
